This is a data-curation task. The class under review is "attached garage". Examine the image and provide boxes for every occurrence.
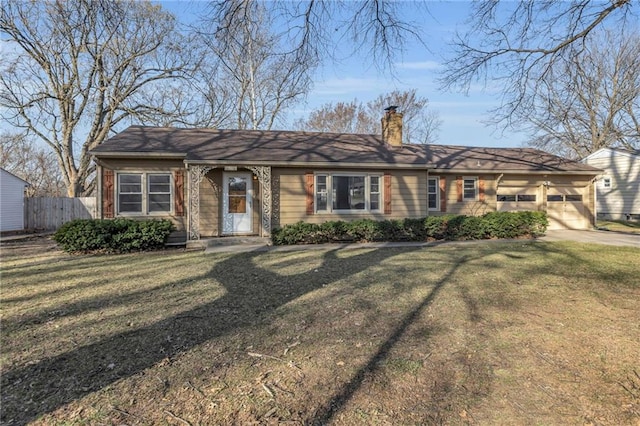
[546,187,591,230]
[494,174,596,230]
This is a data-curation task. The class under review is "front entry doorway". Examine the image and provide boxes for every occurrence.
[222,172,253,234]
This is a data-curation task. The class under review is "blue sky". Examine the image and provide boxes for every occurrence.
[162,0,529,148]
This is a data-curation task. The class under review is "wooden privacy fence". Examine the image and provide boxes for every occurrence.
[25,197,97,231]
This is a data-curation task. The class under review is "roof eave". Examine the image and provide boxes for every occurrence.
[429,168,601,175]
[92,151,187,159]
[185,159,434,169]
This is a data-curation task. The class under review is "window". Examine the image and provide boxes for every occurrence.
[497,194,516,202]
[118,174,143,213]
[117,172,172,215]
[517,194,536,202]
[547,194,582,203]
[463,177,477,200]
[428,177,439,210]
[498,194,536,202]
[602,178,611,188]
[316,175,328,211]
[148,174,172,212]
[315,173,381,213]
[370,176,380,211]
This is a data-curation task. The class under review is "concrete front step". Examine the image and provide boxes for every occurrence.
[187,236,271,250]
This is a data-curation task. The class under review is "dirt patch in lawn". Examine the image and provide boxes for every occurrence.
[1,238,639,425]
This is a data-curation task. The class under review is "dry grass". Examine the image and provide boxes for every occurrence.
[1,236,639,425]
[598,220,640,234]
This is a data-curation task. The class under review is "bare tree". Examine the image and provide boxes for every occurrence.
[194,0,316,130]
[524,30,640,159]
[293,101,371,134]
[206,0,426,76]
[0,0,193,196]
[441,1,636,129]
[0,132,65,196]
[364,90,442,144]
[294,89,441,143]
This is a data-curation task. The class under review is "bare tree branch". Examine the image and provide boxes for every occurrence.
[0,0,193,196]
[523,30,640,158]
[440,1,635,129]
[294,89,441,143]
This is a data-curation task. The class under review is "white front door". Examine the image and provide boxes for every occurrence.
[222,172,253,234]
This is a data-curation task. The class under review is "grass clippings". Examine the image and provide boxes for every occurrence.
[1,237,639,425]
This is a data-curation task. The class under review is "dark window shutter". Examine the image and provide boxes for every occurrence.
[384,173,392,214]
[456,176,463,202]
[174,170,185,216]
[479,176,485,202]
[439,176,447,212]
[305,172,314,214]
[103,169,114,218]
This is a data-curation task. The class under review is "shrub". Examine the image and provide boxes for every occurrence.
[347,219,383,242]
[423,215,451,240]
[270,211,548,246]
[53,218,174,253]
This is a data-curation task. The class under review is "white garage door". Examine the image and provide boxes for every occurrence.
[546,189,589,230]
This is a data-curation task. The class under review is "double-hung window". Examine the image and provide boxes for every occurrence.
[428,177,439,210]
[315,173,382,213]
[117,172,172,215]
[118,174,143,213]
[463,177,478,201]
[148,174,172,212]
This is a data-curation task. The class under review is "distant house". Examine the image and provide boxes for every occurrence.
[582,147,640,221]
[91,108,601,242]
[0,168,29,232]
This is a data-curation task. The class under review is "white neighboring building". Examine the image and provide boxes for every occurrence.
[582,148,640,221]
[0,168,30,232]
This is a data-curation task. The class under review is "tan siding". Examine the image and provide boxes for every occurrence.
[199,169,221,237]
[440,173,495,216]
[274,168,429,226]
[98,159,188,230]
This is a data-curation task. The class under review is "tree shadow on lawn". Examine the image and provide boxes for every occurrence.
[2,246,424,424]
[3,241,543,425]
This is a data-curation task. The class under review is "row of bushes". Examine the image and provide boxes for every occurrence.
[271,211,548,245]
[53,218,174,253]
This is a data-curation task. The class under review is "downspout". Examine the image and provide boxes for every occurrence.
[591,176,597,228]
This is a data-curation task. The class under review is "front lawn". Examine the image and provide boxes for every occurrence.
[598,220,640,234]
[1,237,639,425]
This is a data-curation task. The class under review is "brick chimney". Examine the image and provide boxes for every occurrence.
[381,106,403,147]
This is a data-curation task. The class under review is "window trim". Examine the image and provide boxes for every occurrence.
[427,177,440,211]
[314,172,383,214]
[463,177,478,201]
[116,171,174,216]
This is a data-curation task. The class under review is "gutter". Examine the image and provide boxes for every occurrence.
[184,159,437,170]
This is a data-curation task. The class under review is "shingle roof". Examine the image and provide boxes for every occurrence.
[426,144,598,172]
[92,126,600,173]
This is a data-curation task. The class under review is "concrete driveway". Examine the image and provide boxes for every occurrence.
[539,229,640,248]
